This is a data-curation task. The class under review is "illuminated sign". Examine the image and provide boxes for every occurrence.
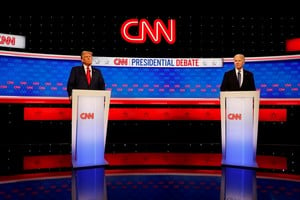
[0,33,26,49]
[93,57,223,68]
[120,19,176,44]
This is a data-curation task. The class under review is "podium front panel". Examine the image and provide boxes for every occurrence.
[220,91,259,168]
[75,96,104,167]
[225,97,254,166]
[72,90,111,168]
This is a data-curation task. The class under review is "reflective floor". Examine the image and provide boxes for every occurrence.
[1,166,299,200]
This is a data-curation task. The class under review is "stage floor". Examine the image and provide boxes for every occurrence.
[1,153,300,200]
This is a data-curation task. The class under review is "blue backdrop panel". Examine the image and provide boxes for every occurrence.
[0,55,299,98]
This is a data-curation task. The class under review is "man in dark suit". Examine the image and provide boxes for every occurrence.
[67,50,105,101]
[220,54,256,91]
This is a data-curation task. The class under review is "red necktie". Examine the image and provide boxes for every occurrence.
[86,67,91,86]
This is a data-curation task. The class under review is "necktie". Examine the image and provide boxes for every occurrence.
[86,67,91,86]
[237,70,241,88]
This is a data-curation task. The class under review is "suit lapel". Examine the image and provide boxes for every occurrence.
[243,71,249,87]
[232,70,239,88]
[81,66,89,85]
[90,67,94,85]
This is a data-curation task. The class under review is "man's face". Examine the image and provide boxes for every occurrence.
[234,55,245,70]
[81,52,93,66]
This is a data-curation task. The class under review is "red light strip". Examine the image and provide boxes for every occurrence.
[1,97,300,105]
[23,153,287,170]
[24,107,287,121]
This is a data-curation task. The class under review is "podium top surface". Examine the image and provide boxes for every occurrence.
[72,89,111,97]
[220,91,260,98]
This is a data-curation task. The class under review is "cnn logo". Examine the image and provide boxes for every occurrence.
[80,113,94,119]
[227,113,242,120]
[120,18,176,44]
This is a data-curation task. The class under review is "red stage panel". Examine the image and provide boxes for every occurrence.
[23,153,287,171]
[24,107,287,122]
[24,107,71,120]
[286,38,300,52]
[258,108,287,121]
[24,155,71,169]
[109,108,220,120]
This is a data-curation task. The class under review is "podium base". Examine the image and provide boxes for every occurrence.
[72,159,109,169]
[221,160,258,169]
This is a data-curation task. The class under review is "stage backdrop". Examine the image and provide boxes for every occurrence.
[0,51,299,100]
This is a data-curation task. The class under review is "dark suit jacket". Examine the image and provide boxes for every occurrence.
[67,65,105,97]
[220,69,256,91]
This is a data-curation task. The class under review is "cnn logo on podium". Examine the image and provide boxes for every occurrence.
[227,113,242,120]
[80,112,94,120]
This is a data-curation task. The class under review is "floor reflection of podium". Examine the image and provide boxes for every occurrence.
[220,166,257,200]
[72,167,107,200]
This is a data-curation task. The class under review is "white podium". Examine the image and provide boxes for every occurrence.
[71,89,111,168]
[220,91,260,168]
